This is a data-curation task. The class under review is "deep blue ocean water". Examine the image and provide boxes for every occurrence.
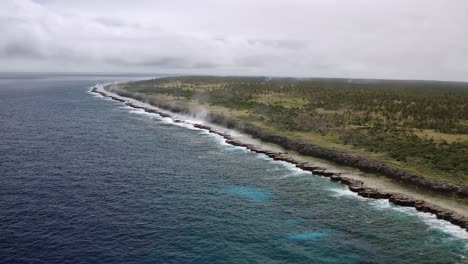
[0,74,467,264]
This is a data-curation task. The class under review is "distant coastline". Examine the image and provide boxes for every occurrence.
[91,82,468,232]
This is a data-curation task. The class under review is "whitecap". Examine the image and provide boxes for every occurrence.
[274,171,307,179]
[258,156,306,173]
[225,145,250,152]
[91,86,468,243]
[126,109,162,120]
[280,162,307,174]
[201,132,229,145]
[368,198,468,240]
[391,206,468,240]
[368,199,392,209]
[327,187,367,200]
[88,90,103,98]
[172,122,200,130]
[255,153,274,161]
[159,117,174,123]
[118,105,134,110]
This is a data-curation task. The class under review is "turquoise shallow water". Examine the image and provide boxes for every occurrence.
[0,74,467,263]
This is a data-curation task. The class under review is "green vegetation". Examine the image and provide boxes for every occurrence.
[120,76,468,184]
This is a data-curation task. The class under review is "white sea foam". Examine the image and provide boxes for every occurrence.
[368,199,392,209]
[255,153,274,161]
[118,105,134,110]
[127,109,162,119]
[279,161,306,174]
[275,171,307,179]
[225,145,250,151]
[88,90,103,97]
[92,87,468,242]
[327,187,367,200]
[107,95,202,131]
[329,188,468,240]
[92,92,112,100]
[203,132,229,145]
[262,158,314,180]
[368,198,468,240]
[253,152,314,175]
[159,117,173,123]
[256,154,298,169]
[262,158,312,176]
[393,206,468,241]
[88,86,114,100]
[159,118,195,130]
[128,108,146,114]
[172,122,199,130]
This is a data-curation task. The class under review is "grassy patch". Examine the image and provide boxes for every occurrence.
[119,76,468,184]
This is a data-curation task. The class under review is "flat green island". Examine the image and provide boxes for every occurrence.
[108,76,468,198]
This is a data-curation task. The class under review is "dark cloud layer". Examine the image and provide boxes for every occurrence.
[1,0,467,81]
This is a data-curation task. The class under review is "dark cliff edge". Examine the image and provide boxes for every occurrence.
[93,85,468,231]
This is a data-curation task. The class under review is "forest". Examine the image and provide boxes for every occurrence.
[120,76,468,183]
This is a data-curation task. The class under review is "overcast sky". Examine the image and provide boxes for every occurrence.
[1,0,468,81]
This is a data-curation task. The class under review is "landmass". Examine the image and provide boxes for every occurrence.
[92,76,468,230]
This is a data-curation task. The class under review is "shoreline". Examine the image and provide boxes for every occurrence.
[91,84,468,232]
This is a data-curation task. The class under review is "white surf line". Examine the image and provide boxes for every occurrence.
[90,85,323,173]
[370,199,468,241]
[89,84,468,239]
[327,186,369,201]
[90,83,207,130]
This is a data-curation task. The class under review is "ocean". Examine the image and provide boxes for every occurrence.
[0,73,467,263]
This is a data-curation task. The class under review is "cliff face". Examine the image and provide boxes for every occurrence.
[107,86,468,198]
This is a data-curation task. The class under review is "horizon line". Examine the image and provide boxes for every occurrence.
[1,71,467,85]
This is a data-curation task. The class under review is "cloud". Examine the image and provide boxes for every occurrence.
[0,0,467,81]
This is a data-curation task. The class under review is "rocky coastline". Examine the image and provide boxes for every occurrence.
[91,85,468,232]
